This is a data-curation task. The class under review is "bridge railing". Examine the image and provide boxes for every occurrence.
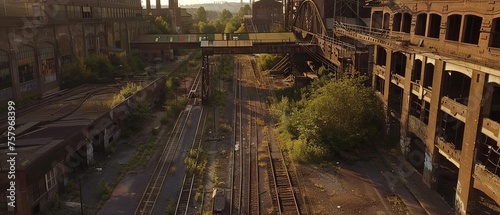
[334,21,402,41]
[292,26,355,50]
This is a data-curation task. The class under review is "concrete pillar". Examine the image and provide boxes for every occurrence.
[146,0,151,15]
[156,0,161,16]
[422,59,444,189]
[371,45,377,90]
[455,70,486,214]
[383,48,392,134]
[400,53,414,155]
[86,142,94,166]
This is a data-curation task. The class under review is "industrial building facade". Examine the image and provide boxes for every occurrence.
[333,0,500,213]
[0,0,148,214]
[0,0,147,103]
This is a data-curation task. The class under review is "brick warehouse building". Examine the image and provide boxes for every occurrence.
[0,0,150,214]
[0,0,148,103]
[307,0,500,213]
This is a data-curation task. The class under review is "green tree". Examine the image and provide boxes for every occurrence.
[215,55,234,82]
[198,21,217,33]
[272,76,385,162]
[194,6,207,23]
[234,23,246,33]
[237,4,252,18]
[62,58,90,89]
[218,9,233,24]
[85,55,114,79]
[256,54,281,71]
[224,22,236,33]
[149,15,175,34]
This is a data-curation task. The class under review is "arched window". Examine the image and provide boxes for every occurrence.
[16,45,36,84]
[412,59,423,83]
[446,15,461,41]
[39,43,56,84]
[462,15,482,44]
[372,11,383,29]
[427,14,442,39]
[415,13,427,36]
[402,13,412,33]
[383,13,390,30]
[376,46,387,67]
[391,52,406,76]
[0,50,11,89]
[490,17,500,48]
[392,13,402,32]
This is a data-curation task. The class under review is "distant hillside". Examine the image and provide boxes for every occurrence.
[182,2,249,14]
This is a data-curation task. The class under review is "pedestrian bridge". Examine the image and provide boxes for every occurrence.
[130,32,315,55]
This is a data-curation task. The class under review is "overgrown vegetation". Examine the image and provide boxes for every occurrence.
[184,149,207,177]
[117,136,159,182]
[97,182,113,209]
[270,75,385,163]
[214,54,234,81]
[257,54,282,71]
[149,15,175,34]
[194,5,251,33]
[62,52,144,89]
[122,100,152,137]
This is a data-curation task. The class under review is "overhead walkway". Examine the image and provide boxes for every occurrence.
[130,32,315,55]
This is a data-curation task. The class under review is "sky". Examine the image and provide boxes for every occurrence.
[141,0,246,6]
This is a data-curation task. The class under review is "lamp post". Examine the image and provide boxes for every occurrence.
[79,176,83,215]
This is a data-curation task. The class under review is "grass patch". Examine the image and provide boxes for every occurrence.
[165,199,176,215]
[97,182,113,209]
[116,137,159,183]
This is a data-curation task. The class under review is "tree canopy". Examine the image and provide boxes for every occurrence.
[194,6,207,23]
[149,15,175,34]
[271,75,385,162]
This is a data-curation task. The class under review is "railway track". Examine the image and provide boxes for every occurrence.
[173,107,207,215]
[134,69,203,215]
[248,56,302,215]
[230,59,243,215]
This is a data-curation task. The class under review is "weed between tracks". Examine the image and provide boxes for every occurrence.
[387,194,410,214]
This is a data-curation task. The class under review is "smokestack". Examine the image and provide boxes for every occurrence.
[156,0,161,16]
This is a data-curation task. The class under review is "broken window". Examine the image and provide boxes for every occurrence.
[402,13,412,33]
[383,12,390,30]
[410,83,429,124]
[389,84,403,117]
[411,59,422,83]
[485,85,500,122]
[415,13,427,36]
[423,63,434,89]
[462,15,482,44]
[375,76,385,94]
[372,11,383,29]
[427,14,442,39]
[391,52,406,76]
[410,94,422,118]
[446,14,462,41]
[439,111,465,150]
[490,18,500,48]
[442,71,471,106]
[393,13,402,32]
[478,133,500,177]
[376,46,387,66]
